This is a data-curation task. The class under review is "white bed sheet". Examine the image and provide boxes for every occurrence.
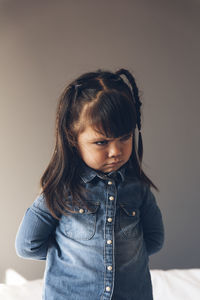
[0,269,200,300]
[151,269,200,300]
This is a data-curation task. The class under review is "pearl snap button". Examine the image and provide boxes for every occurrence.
[106,286,111,292]
[108,181,113,185]
[107,266,112,271]
[109,196,114,201]
[107,218,112,223]
[79,208,84,214]
[107,240,112,244]
[132,211,136,216]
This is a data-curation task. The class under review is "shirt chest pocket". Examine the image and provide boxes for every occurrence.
[119,204,141,240]
[60,203,99,241]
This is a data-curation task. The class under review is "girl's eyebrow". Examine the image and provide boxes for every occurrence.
[88,133,132,143]
[88,136,112,143]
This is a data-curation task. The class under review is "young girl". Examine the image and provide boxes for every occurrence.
[15,68,164,300]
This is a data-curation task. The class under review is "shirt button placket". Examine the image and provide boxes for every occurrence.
[104,179,116,299]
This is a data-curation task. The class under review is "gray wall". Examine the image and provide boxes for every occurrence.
[0,0,200,281]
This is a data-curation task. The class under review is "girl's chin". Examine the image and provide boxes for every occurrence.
[101,162,124,173]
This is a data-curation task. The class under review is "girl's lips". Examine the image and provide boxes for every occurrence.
[106,161,122,166]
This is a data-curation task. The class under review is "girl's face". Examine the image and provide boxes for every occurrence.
[77,125,133,173]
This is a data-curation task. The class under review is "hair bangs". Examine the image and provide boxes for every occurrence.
[84,90,137,138]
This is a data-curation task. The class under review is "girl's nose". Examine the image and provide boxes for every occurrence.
[107,142,122,158]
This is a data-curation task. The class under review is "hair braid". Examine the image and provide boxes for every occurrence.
[115,69,143,163]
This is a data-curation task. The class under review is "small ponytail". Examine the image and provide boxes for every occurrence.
[115,69,143,163]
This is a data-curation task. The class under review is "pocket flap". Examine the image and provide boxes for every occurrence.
[120,204,139,217]
[66,202,100,214]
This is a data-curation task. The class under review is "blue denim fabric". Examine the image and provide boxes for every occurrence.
[15,163,164,300]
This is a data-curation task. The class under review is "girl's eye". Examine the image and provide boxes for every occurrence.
[94,140,108,146]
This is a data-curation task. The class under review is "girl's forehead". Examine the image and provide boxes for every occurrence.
[78,124,107,138]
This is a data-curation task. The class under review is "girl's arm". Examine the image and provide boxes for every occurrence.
[15,194,58,260]
[140,186,164,256]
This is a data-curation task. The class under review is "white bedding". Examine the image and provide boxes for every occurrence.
[151,269,200,300]
[0,269,200,300]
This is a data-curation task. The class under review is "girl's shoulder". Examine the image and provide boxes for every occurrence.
[31,193,47,210]
[124,167,149,187]
[124,168,155,201]
[29,193,60,224]
[30,193,60,218]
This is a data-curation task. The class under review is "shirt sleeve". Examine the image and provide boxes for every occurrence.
[15,194,58,260]
[140,186,164,256]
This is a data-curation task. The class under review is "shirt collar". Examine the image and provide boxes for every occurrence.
[79,162,127,183]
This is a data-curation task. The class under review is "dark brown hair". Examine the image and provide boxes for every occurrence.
[40,69,157,219]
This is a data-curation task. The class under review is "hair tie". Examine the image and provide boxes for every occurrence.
[75,84,81,89]
[74,84,81,100]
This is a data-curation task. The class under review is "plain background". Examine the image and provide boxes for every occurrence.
[0,0,200,281]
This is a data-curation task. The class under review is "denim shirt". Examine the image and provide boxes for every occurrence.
[15,163,164,300]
